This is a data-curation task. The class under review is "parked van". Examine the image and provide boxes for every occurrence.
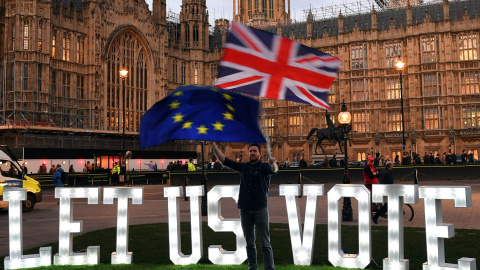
[0,146,42,212]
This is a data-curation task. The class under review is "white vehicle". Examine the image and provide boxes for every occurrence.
[0,145,42,212]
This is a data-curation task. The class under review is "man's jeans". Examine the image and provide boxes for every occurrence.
[240,208,275,270]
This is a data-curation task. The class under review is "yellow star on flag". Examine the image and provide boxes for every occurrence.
[212,121,225,131]
[173,91,183,97]
[226,104,236,112]
[222,93,233,101]
[223,111,234,120]
[172,113,184,123]
[169,101,181,110]
[210,87,220,92]
[197,125,208,134]
[182,121,193,129]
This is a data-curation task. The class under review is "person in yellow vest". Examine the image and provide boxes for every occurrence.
[112,162,120,185]
[188,158,196,172]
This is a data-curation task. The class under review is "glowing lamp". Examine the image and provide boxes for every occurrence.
[119,69,128,78]
[395,60,405,71]
[338,101,351,125]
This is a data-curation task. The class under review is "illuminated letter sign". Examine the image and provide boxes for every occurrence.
[103,187,143,264]
[372,184,419,270]
[164,186,204,265]
[4,189,52,270]
[54,187,100,265]
[207,185,247,265]
[328,184,371,269]
[279,184,324,265]
[419,186,476,270]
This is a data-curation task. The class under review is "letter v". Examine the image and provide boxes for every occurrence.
[279,184,324,266]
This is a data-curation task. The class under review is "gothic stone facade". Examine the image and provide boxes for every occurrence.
[1,0,480,164]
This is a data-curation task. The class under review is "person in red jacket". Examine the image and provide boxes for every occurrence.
[363,157,379,213]
[363,157,378,190]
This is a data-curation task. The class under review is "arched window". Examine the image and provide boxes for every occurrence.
[52,31,56,58]
[38,21,43,51]
[106,31,150,132]
[23,20,29,50]
[193,24,199,42]
[185,25,190,46]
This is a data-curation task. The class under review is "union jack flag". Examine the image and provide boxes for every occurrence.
[215,22,342,110]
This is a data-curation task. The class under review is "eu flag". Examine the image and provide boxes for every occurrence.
[140,85,267,148]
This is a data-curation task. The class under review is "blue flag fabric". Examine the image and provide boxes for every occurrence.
[140,85,267,148]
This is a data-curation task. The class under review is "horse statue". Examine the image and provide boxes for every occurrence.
[307,112,352,154]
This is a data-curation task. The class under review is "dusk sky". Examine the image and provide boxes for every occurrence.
[144,0,372,26]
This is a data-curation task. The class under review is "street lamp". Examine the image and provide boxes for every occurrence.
[120,69,128,185]
[395,60,406,151]
[338,100,352,222]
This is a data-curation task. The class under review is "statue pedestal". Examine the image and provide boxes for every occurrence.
[311,154,345,162]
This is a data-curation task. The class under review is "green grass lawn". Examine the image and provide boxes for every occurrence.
[3,223,479,269]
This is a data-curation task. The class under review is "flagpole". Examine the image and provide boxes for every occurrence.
[259,107,272,159]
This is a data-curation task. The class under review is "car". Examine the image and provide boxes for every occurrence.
[308,161,324,168]
[289,162,300,168]
[0,145,42,212]
[348,161,366,167]
[455,154,480,164]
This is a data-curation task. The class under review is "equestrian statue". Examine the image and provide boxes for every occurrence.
[307,111,352,154]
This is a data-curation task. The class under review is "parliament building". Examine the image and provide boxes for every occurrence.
[1,0,480,165]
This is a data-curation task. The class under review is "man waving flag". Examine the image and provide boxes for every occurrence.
[215,22,341,110]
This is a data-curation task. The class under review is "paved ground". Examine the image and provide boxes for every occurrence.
[1,179,479,257]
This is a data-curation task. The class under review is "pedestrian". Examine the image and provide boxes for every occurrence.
[211,142,278,270]
[69,165,75,173]
[461,150,468,164]
[86,161,92,172]
[83,164,88,173]
[112,162,120,185]
[38,164,47,174]
[323,155,329,168]
[188,158,196,171]
[364,156,378,213]
[330,154,337,167]
[468,151,474,163]
[49,165,56,174]
[21,162,28,175]
[284,157,292,168]
[372,161,394,224]
[423,152,429,164]
[145,160,156,171]
[394,154,400,165]
[429,152,435,164]
[435,154,441,164]
[299,156,307,168]
[52,164,64,187]
[363,157,379,191]
[364,153,370,164]
[374,153,380,168]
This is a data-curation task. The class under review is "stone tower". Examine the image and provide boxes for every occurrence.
[180,0,209,51]
[153,0,167,28]
[234,0,291,26]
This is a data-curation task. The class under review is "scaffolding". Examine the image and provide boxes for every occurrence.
[0,60,100,131]
[304,0,441,21]
[167,9,181,43]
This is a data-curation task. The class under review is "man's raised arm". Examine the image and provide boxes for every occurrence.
[210,142,225,163]
[269,157,278,173]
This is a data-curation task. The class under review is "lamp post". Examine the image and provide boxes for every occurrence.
[395,60,406,151]
[338,100,352,222]
[119,69,128,185]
